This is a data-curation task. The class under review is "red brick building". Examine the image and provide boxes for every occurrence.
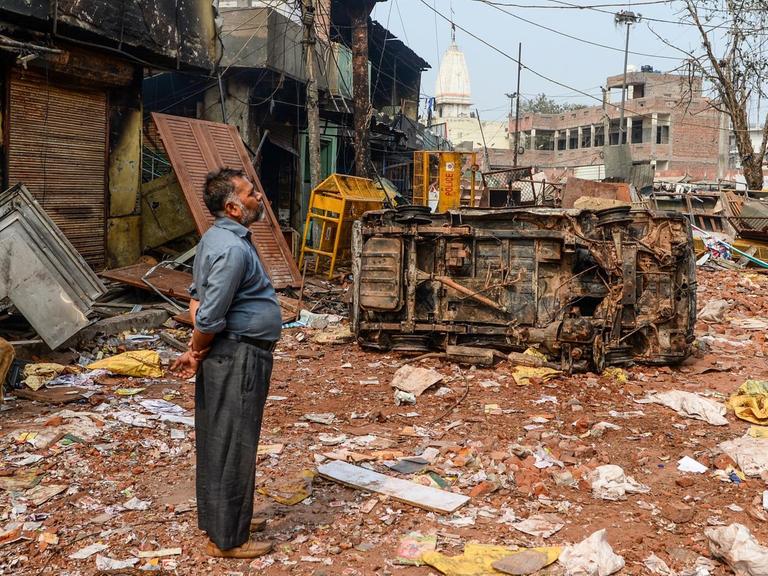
[510,71,729,182]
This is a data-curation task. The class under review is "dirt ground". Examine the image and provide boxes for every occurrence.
[1,266,768,575]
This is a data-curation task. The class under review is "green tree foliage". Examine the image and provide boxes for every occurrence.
[520,93,588,114]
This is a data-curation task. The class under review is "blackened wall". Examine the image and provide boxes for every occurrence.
[0,0,216,71]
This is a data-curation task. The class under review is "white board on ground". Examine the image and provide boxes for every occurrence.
[317,460,469,514]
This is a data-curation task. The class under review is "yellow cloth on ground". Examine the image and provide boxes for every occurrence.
[23,363,67,391]
[511,366,560,386]
[422,543,561,576]
[87,350,163,378]
[727,380,768,425]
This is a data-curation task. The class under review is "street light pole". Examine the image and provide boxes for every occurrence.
[615,10,640,145]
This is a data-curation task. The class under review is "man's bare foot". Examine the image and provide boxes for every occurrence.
[206,538,272,558]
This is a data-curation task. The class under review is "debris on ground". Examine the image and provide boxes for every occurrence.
[718,434,768,477]
[728,379,768,425]
[558,529,624,576]
[587,465,650,501]
[706,523,768,576]
[1,266,768,574]
[86,350,164,378]
[422,543,561,576]
[642,390,729,425]
[390,364,443,396]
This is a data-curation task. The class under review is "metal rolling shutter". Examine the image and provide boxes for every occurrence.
[572,164,606,181]
[151,112,300,289]
[8,72,107,269]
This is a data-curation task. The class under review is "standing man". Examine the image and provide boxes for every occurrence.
[172,168,282,559]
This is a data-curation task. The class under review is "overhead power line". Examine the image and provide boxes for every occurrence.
[472,0,679,59]
[418,0,758,134]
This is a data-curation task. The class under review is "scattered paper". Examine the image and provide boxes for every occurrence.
[645,390,728,426]
[390,365,443,396]
[677,456,708,474]
[140,399,185,415]
[558,529,625,576]
[588,465,650,501]
[95,555,139,570]
[69,542,108,559]
[123,497,151,511]
[705,523,768,576]
[512,514,565,539]
[718,435,768,477]
[644,553,675,576]
[23,363,67,391]
[395,532,437,566]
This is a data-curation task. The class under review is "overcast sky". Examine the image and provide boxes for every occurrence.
[370,0,749,124]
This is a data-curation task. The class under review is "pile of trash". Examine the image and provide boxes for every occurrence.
[1,266,768,575]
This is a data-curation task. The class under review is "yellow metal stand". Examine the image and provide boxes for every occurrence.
[299,174,386,279]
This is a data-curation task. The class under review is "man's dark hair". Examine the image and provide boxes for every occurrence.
[203,168,247,216]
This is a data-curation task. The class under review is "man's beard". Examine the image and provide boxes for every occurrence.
[235,199,263,226]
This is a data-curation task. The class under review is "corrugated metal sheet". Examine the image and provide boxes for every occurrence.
[0,184,106,348]
[266,124,298,156]
[8,72,107,269]
[151,112,300,289]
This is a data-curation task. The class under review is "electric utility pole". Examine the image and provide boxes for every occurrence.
[347,0,378,178]
[301,0,321,190]
[506,43,522,167]
[615,10,640,145]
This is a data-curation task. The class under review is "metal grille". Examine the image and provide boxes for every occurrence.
[8,72,107,269]
[481,167,533,190]
[151,113,301,289]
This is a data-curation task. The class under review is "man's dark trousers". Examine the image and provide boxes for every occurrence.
[195,338,272,549]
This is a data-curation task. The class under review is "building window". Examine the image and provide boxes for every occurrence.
[535,130,555,151]
[631,119,643,144]
[557,133,566,151]
[594,125,605,147]
[656,125,669,144]
[569,131,578,149]
[632,83,645,99]
[580,126,592,148]
[609,120,626,145]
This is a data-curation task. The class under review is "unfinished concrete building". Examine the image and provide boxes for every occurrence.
[510,70,729,183]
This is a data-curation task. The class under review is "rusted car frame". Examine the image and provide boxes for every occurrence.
[351,206,696,372]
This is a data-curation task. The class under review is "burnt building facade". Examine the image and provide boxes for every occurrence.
[0,0,217,269]
[143,0,438,241]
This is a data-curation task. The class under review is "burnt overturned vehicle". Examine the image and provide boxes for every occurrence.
[350,206,696,372]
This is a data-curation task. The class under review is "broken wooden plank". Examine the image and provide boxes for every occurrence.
[317,460,469,514]
[15,387,92,405]
[101,263,192,302]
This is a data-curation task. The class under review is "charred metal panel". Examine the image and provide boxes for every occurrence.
[352,206,696,371]
[0,185,106,349]
[359,237,402,310]
[0,0,216,70]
